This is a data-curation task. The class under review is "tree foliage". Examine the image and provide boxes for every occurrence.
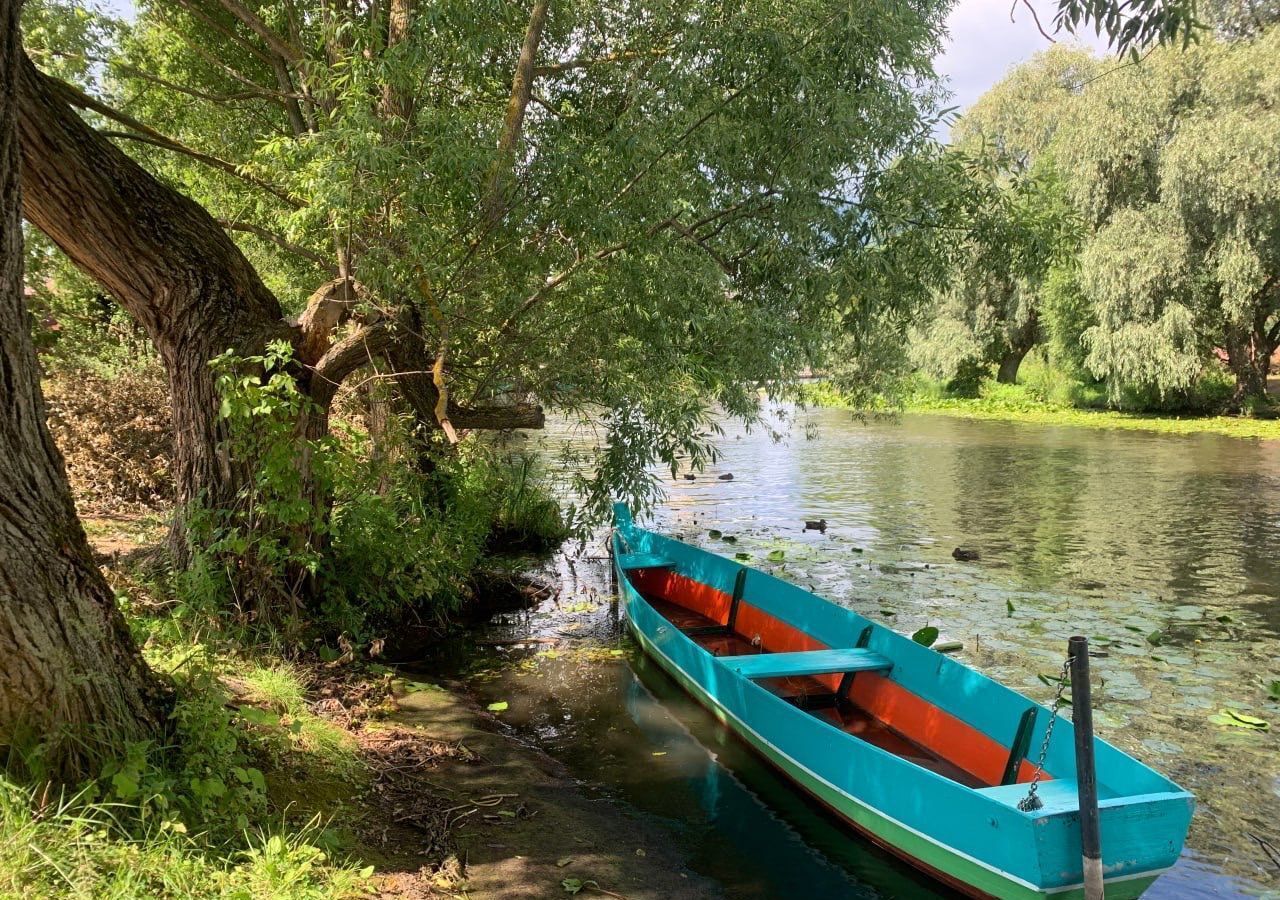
[28,0,957,519]
[1056,28,1280,409]
[917,27,1279,413]
[911,48,1093,388]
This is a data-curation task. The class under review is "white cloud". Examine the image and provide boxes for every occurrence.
[934,0,1113,137]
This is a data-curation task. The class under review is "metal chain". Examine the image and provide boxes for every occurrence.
[1017,654,1074,812]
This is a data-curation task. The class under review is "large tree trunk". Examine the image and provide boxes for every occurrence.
[996,348,1028,384]
[1224,325,1275,415]
[0,0,167,782]
[15,52,295,559]
[996,310,1039,385]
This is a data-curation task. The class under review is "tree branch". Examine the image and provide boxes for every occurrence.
[480,0,550,227]
[215,0,305,64]
[386,337,545,432]
[26,49,292,104]
[309,321,394,409]
[45,74,301,207]
[169,0,275,68]
[219,219,334,271]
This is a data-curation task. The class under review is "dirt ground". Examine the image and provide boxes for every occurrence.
[369,684,720,900]
[83,518,718,900]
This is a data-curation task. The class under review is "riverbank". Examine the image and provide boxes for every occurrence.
[799,381,1280,440]
[257,657,718,900]
[0,519,712,900]
[908,397,1280,440]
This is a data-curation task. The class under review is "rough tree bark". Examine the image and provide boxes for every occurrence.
[0,0,167,782]
[15,52,294,559]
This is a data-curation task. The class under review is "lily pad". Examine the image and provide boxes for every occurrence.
[911,626,939,647]
[1207,708,1269,730]
[708,529,722,539]
[767,549,785,562]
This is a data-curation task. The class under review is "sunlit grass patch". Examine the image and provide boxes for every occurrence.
[908,396,1280,441]
[239,663,308,717]
[0,781,369,899]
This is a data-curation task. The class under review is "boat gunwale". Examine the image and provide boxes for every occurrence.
[623,574,1179,899]
[609,516,1194,896]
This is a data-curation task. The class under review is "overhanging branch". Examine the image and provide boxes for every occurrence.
[480,0,550,227]
[44,73,301,208]
[309,321,393,408]
[219,219,335,271]
[216,0,305,64]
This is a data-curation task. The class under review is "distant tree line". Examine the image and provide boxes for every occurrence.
[910,12,1280,414]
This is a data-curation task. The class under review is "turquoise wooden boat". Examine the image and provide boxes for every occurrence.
[611,504,1193,899]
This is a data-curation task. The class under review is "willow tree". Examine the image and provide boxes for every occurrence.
[1056,30,1280,411]
[14,0,1205,575]
[911,48,1096,387]
[0,0,166,782]
[19,0,957,546]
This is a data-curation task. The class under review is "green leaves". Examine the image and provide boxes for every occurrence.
[487,701,509,712]
[911,626,940,647]
[1207,709,1269,731]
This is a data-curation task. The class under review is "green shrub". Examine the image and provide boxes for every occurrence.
[488,454,571,554]
[93,665,267,839]
[945,358,988,398]
[319,454,491,639]
[1112,364,1235,414]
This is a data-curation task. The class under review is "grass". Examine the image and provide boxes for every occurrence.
[1,447,574,900]
[239,663,308,717]
[800,376,1280,441]
[905,392,1280,441]
[233,663,364,779]
[0,781,369,900]
[0,602,375,899]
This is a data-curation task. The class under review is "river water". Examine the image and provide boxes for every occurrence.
[420,409,1280,898]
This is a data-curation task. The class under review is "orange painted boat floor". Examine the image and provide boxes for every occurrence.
[647,596,987,790]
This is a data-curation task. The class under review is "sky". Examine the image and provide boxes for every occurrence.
[936,0,1113,125]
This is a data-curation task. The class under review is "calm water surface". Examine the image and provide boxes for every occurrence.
[419,410,1280,898]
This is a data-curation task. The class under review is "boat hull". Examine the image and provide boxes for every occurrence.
[625,612,1158,900]
[611,507,1190,899]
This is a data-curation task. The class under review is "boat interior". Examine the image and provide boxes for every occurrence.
[625,561,1053,793]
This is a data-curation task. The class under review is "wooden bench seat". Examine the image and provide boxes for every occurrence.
[717,648,893,680]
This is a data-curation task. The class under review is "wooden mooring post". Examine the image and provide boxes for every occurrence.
[1069,635,1105,900]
